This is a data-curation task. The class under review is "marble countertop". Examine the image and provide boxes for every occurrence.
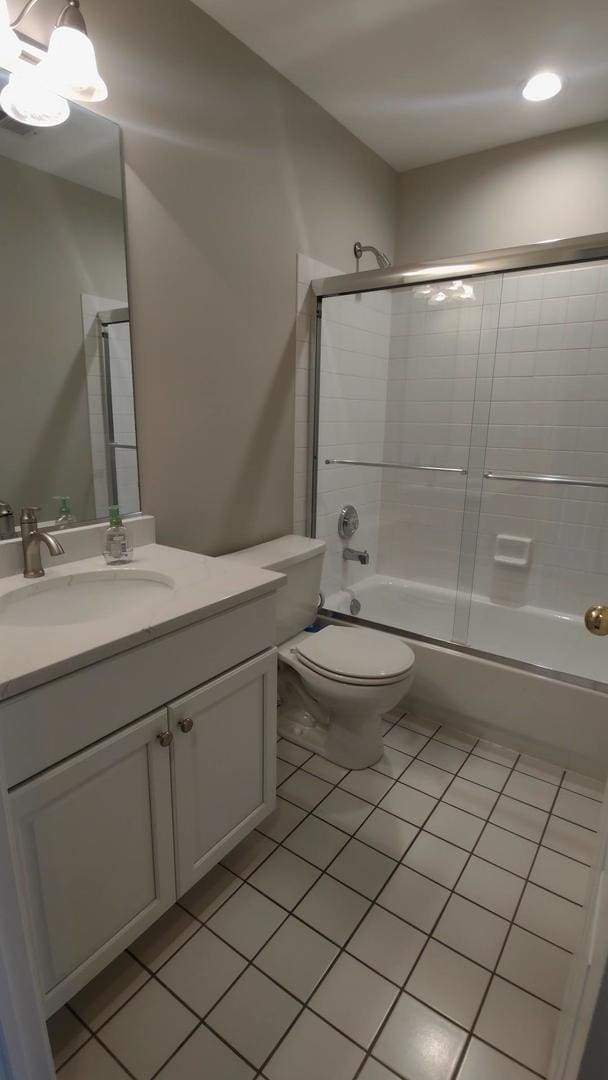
[0,543,283,700]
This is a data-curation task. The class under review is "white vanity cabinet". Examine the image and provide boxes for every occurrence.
[2,599,278,1017]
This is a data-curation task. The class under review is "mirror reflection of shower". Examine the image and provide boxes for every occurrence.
[354,240,392,270]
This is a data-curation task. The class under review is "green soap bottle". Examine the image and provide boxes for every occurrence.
[103,505,133,564]
[54,496,76,529]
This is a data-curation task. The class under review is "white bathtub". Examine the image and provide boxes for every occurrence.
[326,574,608,687]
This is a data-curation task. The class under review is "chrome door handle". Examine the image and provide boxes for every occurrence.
[178,718,194,733]
[157,730,174,748]
[584,606,608,636]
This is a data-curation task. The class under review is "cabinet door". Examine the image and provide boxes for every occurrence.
[170,649,277,895]
[9,710,175,1016]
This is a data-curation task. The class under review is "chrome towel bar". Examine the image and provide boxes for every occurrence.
[324,459,467,475]
[483,471,608,489]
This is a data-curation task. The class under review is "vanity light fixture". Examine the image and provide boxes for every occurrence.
[0,0,106,128]
[522,71,562,102]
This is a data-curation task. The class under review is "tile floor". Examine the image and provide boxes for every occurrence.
[48,711,604,1080]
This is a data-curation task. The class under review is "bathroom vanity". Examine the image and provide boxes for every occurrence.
[0,530,283,1017]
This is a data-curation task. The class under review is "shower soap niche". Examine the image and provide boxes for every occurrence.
[494,534,533,568]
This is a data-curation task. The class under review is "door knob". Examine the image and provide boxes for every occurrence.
[584,605,608,636]
[179,718,194,733]
[157,730,174,747]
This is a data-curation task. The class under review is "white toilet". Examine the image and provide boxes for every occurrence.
[224,535,415,769]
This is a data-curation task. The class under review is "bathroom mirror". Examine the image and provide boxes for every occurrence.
[0,71,139,535]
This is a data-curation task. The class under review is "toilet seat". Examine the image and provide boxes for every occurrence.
[293,626,415,686]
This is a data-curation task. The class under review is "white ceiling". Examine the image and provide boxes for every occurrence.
[190,0,608,171]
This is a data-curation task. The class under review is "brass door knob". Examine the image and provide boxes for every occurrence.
[179,718,194,733]
[584,605,608,636]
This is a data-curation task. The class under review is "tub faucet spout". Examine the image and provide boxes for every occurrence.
[343,547,370,566]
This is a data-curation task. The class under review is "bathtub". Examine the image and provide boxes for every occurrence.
[325,574,608,774]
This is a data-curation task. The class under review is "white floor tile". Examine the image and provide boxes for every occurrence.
[277,739,313,766]
[434,726,477,751]
[418,741,467,774]
[475,977,559,1075]
[433,894,509,970]
[503,772,556,812]
[399,715,440,737]
[58,1039,130,1079]
[441,778,498,820]
[407,940,490,1028]
[265,1008,364,1080]
[255,916,338,1000]
[347,905,426,985]
[284,815,349,868]
[130,906,199,972]
[401,760,453,798]
[562,771,604,801]
[156,1025,254,1079]
[458,756,510,792]
[279,770,333,811]
[498,926,571,1008]
[379,782,437,826]
[530,847,590,905]
[378,865,449,933]
[249,848,320,909]
[553,789,601,830]
[156,926,246,1016]
[329,838,396,899]
[339,769,394,805]
[456,857,524,919]
[374,993,467,1080]
[303,754,349,784]
[179,865,241,921]
[47,1007,89,1069]
[425,804,484,851]
[515,883,584,952]
[371,746,414,779]
[473,741,518,768]
[70,952,149,1031]
[257,798,307,842]
[359,1060,402,1080]
[276,759,297,785]
[543,816,596,865]
[457,1038,538,1080]
[384,726,429,756]
[206,967,300,1069]
[221,831,277,878]
[98,979,197,1080]
[474,823,536,877]
[516,755,564,785]
[315,789,374,833]
[311,953,398,1048]
[403,832,468,889]
[207,883,286,957]
[355,807,419,860]
[490,796,548,843]
[295,875,370,945]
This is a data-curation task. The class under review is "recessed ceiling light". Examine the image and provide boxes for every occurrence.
[522,71,562,102]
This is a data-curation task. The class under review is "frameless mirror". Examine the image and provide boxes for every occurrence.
[0,71,139,537]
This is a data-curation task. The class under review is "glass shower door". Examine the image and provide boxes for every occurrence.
[98,308,141,516]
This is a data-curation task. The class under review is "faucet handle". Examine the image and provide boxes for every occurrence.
[20,507,41,525]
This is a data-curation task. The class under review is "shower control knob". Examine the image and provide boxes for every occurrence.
[157,730,173,748]
[179,718,194,733]
[584,605,608,636]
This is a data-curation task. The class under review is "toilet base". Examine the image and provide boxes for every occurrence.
[278,701,384,770]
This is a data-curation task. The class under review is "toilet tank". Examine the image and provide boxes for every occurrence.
[222,535,326,642]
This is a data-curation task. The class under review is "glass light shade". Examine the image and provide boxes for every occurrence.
[0,0,21,69]
[0,70,70,127]
[37,25,107,102]
[522,71,562,102]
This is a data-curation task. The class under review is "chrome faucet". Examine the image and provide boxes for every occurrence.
[343,547,370,566]
[20,507,65,578]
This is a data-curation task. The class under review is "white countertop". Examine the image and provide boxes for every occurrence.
[0,543,283,701]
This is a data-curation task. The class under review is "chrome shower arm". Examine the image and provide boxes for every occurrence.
[354,241,392,270]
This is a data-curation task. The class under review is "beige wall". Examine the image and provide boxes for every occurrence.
[396,119,608,263]
[22,0,396,555]
[0,155,126,524]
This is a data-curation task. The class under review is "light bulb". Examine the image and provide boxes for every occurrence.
[0,0,20,68]
[522,72,562,102]
[37,25,107,102]
[0,70,70,127]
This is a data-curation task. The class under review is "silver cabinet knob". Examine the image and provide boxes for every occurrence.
[179,718,194,733]
[157,730,173,748]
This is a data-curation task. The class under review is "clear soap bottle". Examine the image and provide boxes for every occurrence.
[54,495,76,529]
[103,505,133,564]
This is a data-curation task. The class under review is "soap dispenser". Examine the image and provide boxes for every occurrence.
[54,495,76,529]
[103,505,133,564]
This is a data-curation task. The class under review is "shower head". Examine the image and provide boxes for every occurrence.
[354,241,392,270]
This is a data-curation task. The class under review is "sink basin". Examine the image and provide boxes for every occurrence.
[0,570,175,627]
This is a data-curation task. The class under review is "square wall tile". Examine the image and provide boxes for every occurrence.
[156,926,246,1017]
[255,916,338,1000]
[374,993,467,1080]
[475,977,559,1075]
[406,940,490,1028]
[347,905,426,985]
[98,978,197,1080]
[207,967,300,1069]
[311,953,398,1048]
[265,1008,364,1080]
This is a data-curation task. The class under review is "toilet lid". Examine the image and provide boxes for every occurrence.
[295,626,415,681]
